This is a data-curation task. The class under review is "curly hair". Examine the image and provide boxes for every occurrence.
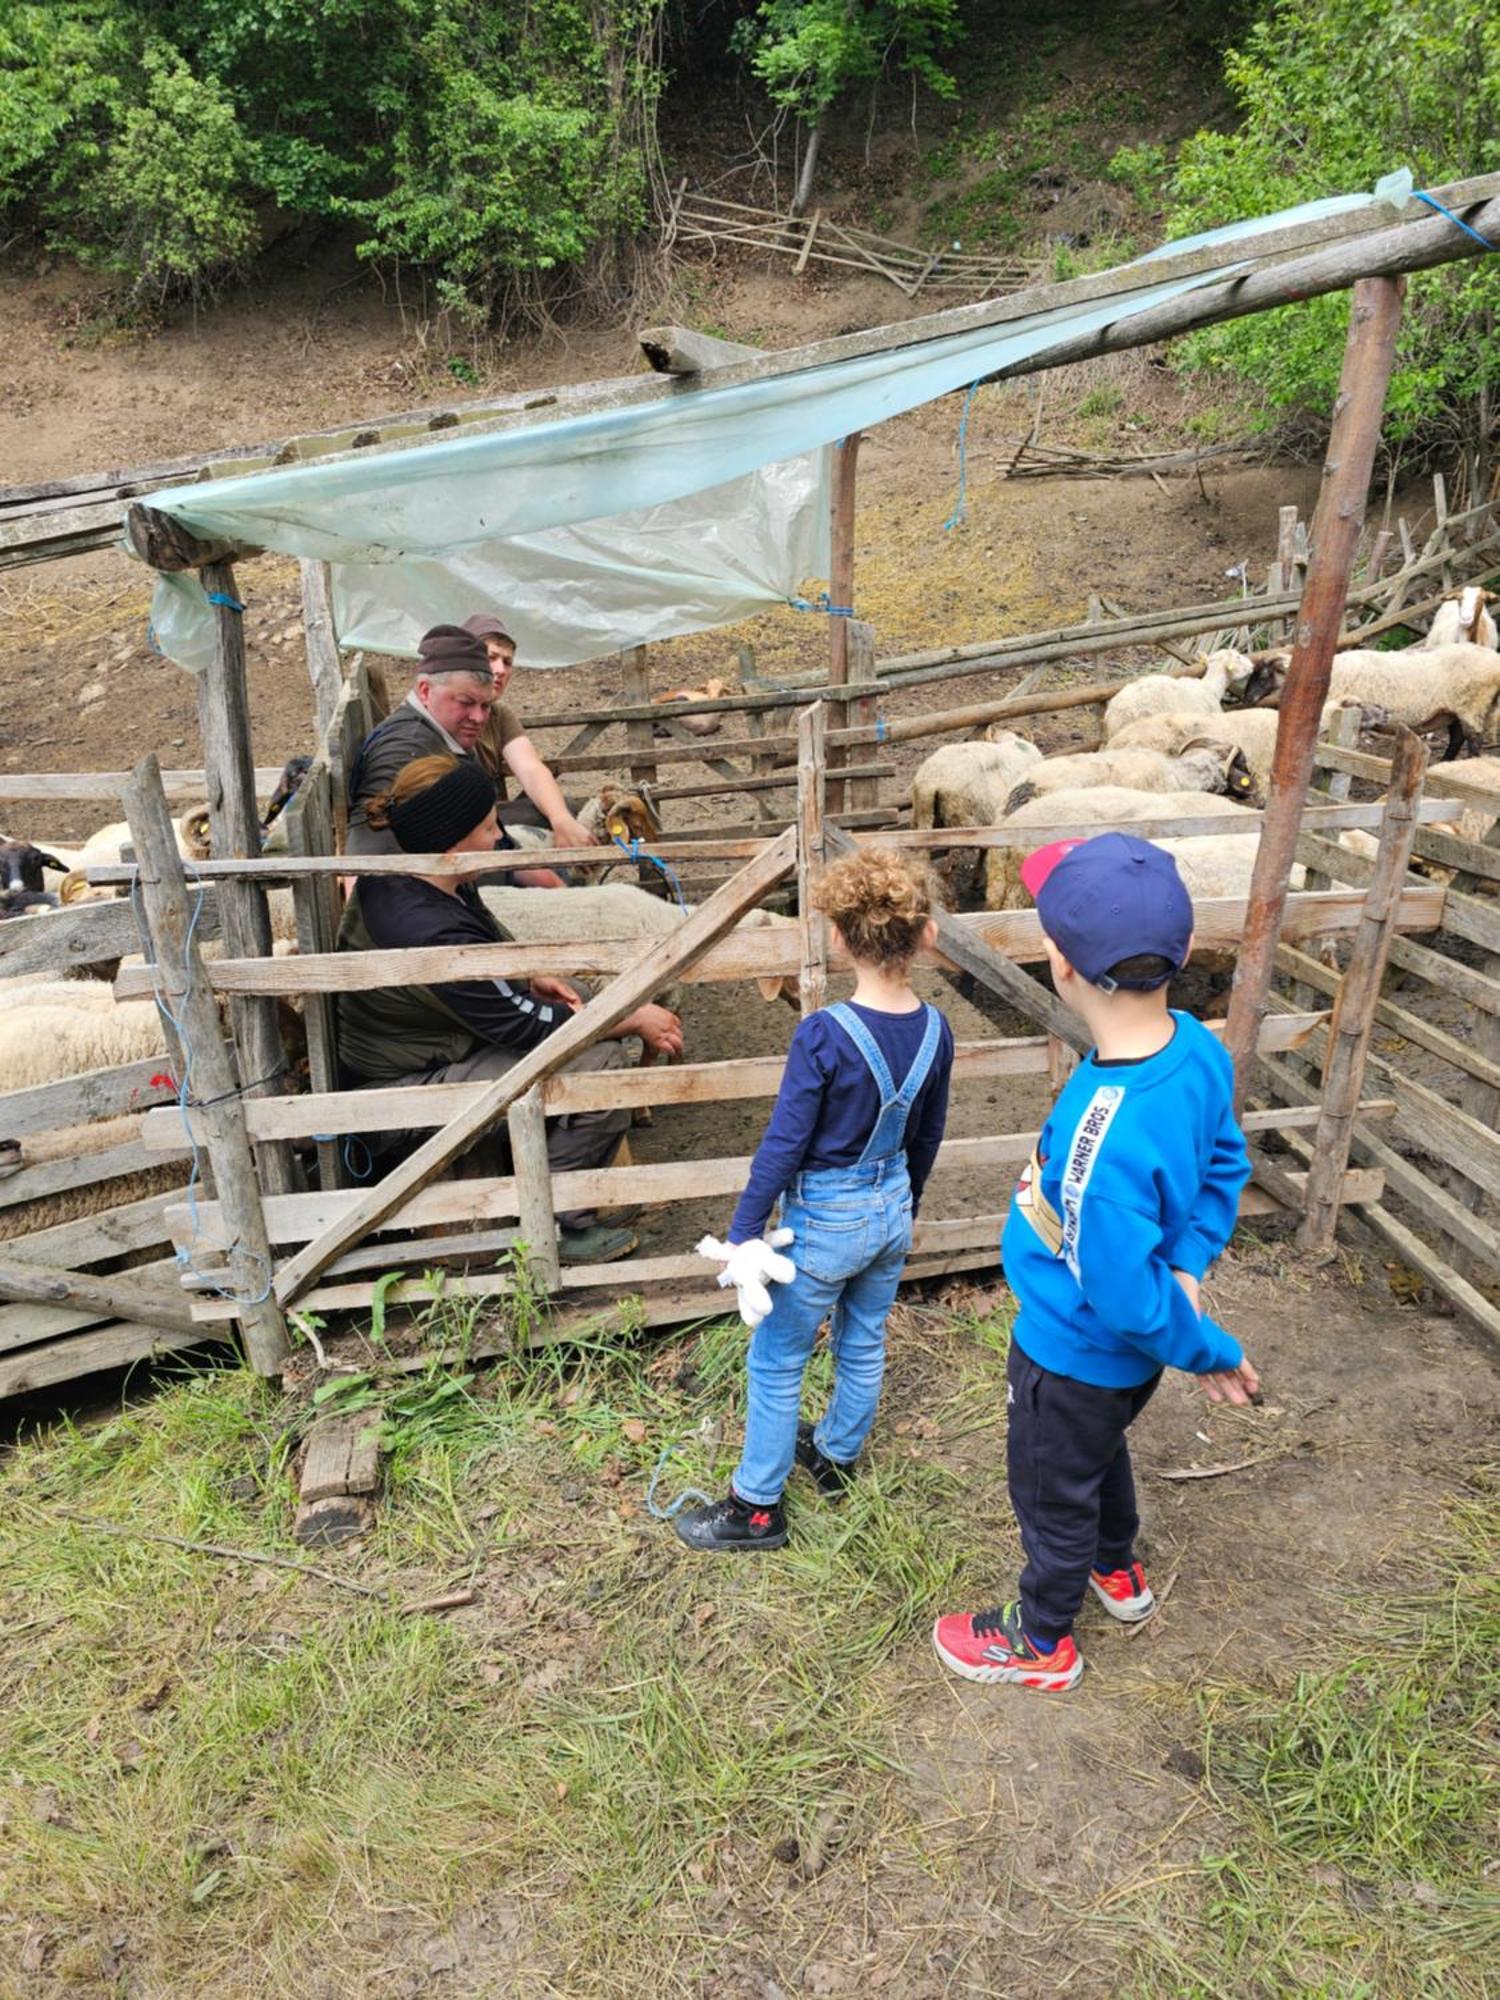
[363,753,458,830]
[811,847,937,970]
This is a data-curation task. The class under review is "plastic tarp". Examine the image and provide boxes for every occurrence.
[142,175,1412,674]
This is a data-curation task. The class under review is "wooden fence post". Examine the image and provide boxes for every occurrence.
[282,760,347,1191]
[197,558,300,1194]
[123,754,289,1376]
[620,646,657,790]
[827,434,862,811]
[1223,274,1406,1110]
[797,702,829,1014]
[299,559,343,741]
[508,1085,561,1294]
[1298,728,1428,1252]
[845,620,881,811]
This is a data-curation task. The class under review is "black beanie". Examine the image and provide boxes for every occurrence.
[386,758,498,852]
[417,624,491,676]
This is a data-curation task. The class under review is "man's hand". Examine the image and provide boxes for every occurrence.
[513,866,566,890]
[1199,1356,1261,1406]
[1173,1269,1202,1315]
[530,976,583,1012]
[623,1003,684,1058]
[552,813,597,850]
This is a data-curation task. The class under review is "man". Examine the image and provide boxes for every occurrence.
[345,625,587,882]
[461,612,591,843]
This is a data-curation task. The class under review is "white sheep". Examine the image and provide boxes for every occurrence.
[1422,585,1497,651]
[1101,649,1255,743]
[1106,702,1380,793]
[983,788,1259,912]
[0,980,169,1087]
[910,728,1043,829]
[1002,742,1257,813]
[1248,642,1500,760]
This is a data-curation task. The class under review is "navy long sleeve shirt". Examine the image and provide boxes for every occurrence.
[729,1001,955,1243]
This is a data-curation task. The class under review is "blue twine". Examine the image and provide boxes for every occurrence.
[645,1442,716,1521]
[787,591,854,617]
[129,860,273,1309]
[874,717,887,742]
[944,379,983,532]
[1413,190,1496,253]
[612,832,689,913]
[206,590,246,612]
[342,1135,374,1182]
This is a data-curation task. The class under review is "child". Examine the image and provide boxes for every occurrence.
[675,849,955,1553]
[933,832,1259,1690]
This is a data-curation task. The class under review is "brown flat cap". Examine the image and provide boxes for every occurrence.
[417,624,490,675]
[461,612,517,648]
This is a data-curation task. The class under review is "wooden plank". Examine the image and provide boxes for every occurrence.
[282,760,346,1192]
[0,1137,186,1211]
[0,1319,216,1399]
[508,1085,560,1291]
[0,769,284,803]
[1354,1200,1500,1343]
[1278,943,1500,1093]
[6,1190,180,1269]
[0,1254,198,1334]
[798,703,828,1014]
[269,826,800,1308]
[0,894,220,980]
[647,761,892,803]
[0,1302,109,1353]
[0,1060,176,1143]
[115,886,1444,1000]
[299,560,344,740]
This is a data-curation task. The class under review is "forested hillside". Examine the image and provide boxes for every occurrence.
[1,0,1495,461]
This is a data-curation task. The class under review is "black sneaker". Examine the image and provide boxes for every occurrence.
[795,1420,855,1500]
[672,1489,788,1553]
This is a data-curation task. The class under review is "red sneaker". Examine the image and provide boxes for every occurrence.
[1089,1561,1155,1623]
[931,1602,1083,1690]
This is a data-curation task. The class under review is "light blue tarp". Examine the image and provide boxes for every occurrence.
[143,175,1412,673]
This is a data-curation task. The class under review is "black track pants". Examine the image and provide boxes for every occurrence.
[1006,1340,1162,1645]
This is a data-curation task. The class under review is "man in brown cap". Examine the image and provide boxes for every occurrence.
[345,623,592,873]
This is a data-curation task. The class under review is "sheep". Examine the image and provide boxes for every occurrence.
[0,839,71,894]
[982,788,1259,912]
[503,783,665,884]
[260,755,312,845]
[1101,649,1255,743]
[1002,743,1258,814]
[1243,642,1500,760]
[1423,585,1497,651]
[1107,701,1384,793]
[910,728,1043,830]
[652,679,732,738]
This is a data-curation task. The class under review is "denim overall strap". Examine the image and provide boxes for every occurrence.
[827,1002,943,1166]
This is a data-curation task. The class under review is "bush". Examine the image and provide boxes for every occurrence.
[1165,0,1500,463]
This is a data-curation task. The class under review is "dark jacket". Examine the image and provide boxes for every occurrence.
[345,699,514,856]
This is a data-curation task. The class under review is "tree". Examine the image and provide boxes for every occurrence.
[1164,0,1500,473]
[732,0,961,211]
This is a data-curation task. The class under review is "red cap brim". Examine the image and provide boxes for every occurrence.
[1020,838,1086,901]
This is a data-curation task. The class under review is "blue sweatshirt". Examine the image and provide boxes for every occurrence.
[730,1001,955,1243]
[1003,1012,1249,1388]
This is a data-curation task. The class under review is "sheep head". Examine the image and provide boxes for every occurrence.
[1181,738,1259,804]
[57,869,117,906]
[1239,652,1290,709]
[597,784,662,847]
[178,805,213,859]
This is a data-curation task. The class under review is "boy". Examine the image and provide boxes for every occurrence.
[933,832,1259,1691]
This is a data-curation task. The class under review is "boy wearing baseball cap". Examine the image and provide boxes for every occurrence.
[933,833,1259,1692]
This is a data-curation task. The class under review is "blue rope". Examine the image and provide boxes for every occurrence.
[944,380,983,532]
[206,590,246,613]
[130,860,273,1308]
[612,832,689,912]
[1413,190,1496,253]
[874,716,887,742]
[645,1442,716,1521]
[787,592,854,616]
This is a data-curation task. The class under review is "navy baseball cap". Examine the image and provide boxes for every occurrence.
[1020,832,1193,990]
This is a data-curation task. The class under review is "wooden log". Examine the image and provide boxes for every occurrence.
[1299,733,1427,1252]
[299,1413,383,1502]
[508,1085,560,1292]
[299,560,343,740]
[1224,275,1405,1109]
[0,1255,199,1334]
[827,434,861,811]
[269,826,799,1307]
[294,1495,373,1548]
[619,646,657,794]
[197,558,299,1194]
[122,755,288,1374]
[798,703,829,1014]
[124,503,256,572]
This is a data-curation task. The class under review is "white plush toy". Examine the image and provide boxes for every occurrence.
[696,1230,797,1329]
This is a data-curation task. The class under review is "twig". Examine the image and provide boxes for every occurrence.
[39,1506,385,1597]
[398,1588,477,1617]
[1153,1449,1282,1483]
[1124,1568,1178,1638]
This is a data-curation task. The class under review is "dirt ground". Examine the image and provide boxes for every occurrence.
[2,260,1495,1998]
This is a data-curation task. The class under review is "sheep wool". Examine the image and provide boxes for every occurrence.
[983,787,1256,912]
[910,729,1042,830]
[1101,649,1253,743]
[1002,743,1251,812]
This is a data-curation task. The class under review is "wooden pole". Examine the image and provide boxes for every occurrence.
[1298,728,1427,1251]
[0,1256,200,1336]
[620,647,657,791]
[1223,275,1405,1109]
[797,702,829,1014]
[845,620,881,811]
[122,754,289,1375]
[827,434,861,813]
[508,1085,561,1293]
[197,558,300,1193]
[299,559,343,741]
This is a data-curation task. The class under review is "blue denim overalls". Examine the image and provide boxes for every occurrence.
[733,1002,944,1505]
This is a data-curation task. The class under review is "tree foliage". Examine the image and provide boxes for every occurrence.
[1162,0,1500,461]
[732,0,961,121]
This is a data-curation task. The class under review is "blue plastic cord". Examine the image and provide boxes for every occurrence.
[1413,190,1496,253]
[787,591,853,616]
[612,832,689,912]
[645,1442,716,1521]
[130,860,273,1307]
[944,379,983,532]
[206,590,246,612]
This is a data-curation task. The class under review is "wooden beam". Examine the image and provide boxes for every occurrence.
[797,703,829,1013]
[0,1059,178,1144]
[299,560,343,739]
[124,503,257,572]
[508,1085,561,1292]
[269,825,799,1307]
[636,326,761,373]
[0,1256,199,1335]
[1224,275,1405,1109]
[122,754,288,1374]
[0,768,284,803]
